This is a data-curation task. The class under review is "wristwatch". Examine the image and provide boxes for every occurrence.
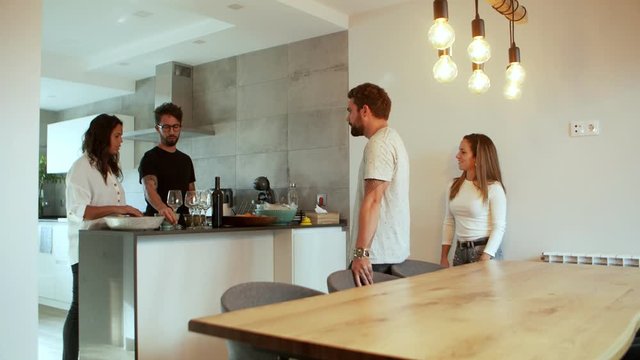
[352,247,370,259]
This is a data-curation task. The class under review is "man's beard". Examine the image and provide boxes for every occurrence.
[162,135,179,146]
[350,125,364,137]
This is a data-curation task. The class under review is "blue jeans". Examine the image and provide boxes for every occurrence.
[62,263,78,360]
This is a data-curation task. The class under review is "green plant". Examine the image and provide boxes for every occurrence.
[39,154,65,189]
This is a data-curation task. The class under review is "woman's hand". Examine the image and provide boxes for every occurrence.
[121,205,143,217]
[479,253,492,261]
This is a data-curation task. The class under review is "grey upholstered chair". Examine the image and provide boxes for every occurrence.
[390,259,443,278]
[326,269,399,293]
[220,281,325,360]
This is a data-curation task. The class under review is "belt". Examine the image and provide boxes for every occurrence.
[457,238,488,249]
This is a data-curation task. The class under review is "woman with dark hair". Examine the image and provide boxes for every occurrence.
[440,133,507,267]
[63,114,142,359]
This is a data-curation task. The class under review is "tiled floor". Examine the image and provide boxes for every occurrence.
[38,305,133,360]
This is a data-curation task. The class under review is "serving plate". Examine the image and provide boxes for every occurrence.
[222,215,277,227]
[104,216,164,230]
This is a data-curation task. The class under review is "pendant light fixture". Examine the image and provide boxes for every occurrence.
[429,0,527,98]
[428,0,455,50]
[503,0,526,99]
[467,0,491,93]
[433,48,458,83]
[467,0,491,64]
[468,64,491,94]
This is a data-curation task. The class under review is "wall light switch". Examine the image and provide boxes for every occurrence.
[570,120,600,137]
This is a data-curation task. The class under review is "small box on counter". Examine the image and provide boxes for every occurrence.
[305,211,340,225]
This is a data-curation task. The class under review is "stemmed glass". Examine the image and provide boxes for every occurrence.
[199,189,212,227]
[166,190,183,229]
[184,190,199,229]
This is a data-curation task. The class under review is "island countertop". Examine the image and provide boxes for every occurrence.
[81,220,348,236]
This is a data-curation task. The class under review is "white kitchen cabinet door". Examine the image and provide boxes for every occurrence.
[291,227,347,292]
[47,114,133,173]
[38,221,72,309]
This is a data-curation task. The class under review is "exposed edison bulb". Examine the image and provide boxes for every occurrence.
[428,18,455,50]
[468,69,490,94]
[467,37,491,64]
[503,82,522,100]
[505,62,526,84]
[433,54,458,83]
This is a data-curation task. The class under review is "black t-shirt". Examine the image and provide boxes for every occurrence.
[138,146,196,216]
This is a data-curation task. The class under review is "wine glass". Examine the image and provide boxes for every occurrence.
[184,190,198,229]
[199,189,212,227]
[166,190,183,229]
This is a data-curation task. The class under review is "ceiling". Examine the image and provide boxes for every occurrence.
[41,0,412,111]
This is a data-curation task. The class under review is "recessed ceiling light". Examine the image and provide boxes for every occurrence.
[193,39,206,44]
[133,10,153,18]
[118,62,130,66]
[228,4,244,10]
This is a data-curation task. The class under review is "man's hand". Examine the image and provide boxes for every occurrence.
[158,206,177,225]
[440,257,450,268]
[351,257,373,287]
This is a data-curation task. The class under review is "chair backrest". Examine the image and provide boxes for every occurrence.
[326,269,399,293]
[390,259,442,278]
[221,281,325,313]
[220,282,325,360]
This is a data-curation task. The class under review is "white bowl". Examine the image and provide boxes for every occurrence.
[104,216,164,230]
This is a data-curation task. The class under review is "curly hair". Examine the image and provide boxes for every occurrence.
[347,83,391,119]
[154,102,183,125]
[449,133,505,201]
[82,114,123,183]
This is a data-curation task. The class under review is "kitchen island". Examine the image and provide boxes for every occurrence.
[78,222,347,360]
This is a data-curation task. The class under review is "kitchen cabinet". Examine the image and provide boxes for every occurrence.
[38,220,72,309]
[46,114,133,173]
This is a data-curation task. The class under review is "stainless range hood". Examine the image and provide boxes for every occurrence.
[123,61,215,142]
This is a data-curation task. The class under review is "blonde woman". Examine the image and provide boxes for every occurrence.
[440,133,506,267]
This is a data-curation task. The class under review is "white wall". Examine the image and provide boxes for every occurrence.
[349,0,640,262]
[0,0,41,359]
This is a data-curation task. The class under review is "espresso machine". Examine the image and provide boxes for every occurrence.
[253,176,275,204]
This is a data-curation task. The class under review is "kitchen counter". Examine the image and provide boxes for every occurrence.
[78,223,347,359]
[100,220,348,235]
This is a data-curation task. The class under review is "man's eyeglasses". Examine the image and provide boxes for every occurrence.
[157,124,182,132]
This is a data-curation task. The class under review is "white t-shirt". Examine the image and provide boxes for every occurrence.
[66,153,126,264]
[351,127,410,264]
[441,179,507,256]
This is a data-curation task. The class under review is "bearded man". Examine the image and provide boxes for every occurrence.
[138,102,196,225]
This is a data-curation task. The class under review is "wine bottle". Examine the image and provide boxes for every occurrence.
[212,176,224,228]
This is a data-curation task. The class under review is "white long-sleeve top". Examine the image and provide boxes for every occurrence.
[66,153,126,264]
[441,179,506,257]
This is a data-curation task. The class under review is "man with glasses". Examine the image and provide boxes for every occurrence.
[138,102,196,225]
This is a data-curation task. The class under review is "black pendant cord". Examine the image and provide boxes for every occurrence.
[509,0,515,47]
[475,0,479,19]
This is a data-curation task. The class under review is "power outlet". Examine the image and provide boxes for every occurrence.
[570,120,600,137]
[316,193,327,207]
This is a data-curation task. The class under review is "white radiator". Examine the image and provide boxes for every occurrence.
[541,252,639,268]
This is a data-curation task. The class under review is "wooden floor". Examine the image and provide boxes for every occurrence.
[38,305,134,360]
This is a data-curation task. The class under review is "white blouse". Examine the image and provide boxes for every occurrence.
[66,153,125,264]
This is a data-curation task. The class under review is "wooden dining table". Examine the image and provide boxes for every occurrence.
[188,261,640,359]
